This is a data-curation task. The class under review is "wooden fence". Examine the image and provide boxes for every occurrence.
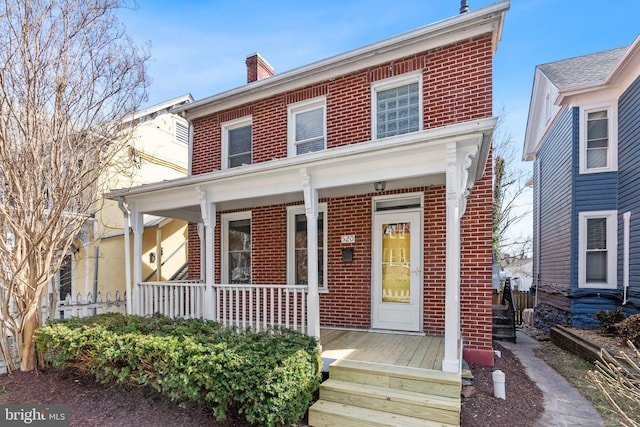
[493,289,534,325]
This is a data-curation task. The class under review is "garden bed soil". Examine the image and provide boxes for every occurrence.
[461,342,544,426]
[0,368,252,427]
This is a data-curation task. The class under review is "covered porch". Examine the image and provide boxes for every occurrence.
[108,118,495,375]
[320,328,444,371]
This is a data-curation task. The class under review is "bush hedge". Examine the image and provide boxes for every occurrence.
[35,313,322,426]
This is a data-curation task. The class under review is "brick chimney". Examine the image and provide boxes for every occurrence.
[246,53,274,83]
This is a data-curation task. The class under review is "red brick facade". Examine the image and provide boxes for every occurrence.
[187,34,495,364]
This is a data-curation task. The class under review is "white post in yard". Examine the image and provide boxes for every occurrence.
[131,207,144,316]
[301,169,320,339]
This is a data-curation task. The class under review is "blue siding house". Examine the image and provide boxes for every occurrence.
[523,35,640,328]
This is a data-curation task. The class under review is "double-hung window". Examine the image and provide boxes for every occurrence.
[222,212,252,284]
[372,72,422,139]
[578,211,617,289]
[288,97,326,156]
[287,204,327,291]
[221,116,252,169]
[579,104,617,173]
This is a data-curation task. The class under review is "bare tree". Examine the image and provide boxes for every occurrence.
[0,0,148,371]
[492,112,532,264]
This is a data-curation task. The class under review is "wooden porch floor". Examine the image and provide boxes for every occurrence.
[320,328,444,371]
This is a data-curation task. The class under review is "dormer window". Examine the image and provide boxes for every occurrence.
[288,97,326,156]
[372,72,422,139]
[221,116,252,169]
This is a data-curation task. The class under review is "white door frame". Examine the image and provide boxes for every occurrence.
[371,207,423,332]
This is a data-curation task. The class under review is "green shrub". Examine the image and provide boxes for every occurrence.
[35,313,321,426]
[594,308,626,335]
[614,313,640,348]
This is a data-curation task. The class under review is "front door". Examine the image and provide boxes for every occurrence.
[372,210,422,331]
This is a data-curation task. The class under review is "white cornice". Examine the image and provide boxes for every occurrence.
[173,2,509,121]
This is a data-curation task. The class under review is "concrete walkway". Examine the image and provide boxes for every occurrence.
[500,331,603,427]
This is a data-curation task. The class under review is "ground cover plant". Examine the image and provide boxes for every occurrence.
[35,313,322,426]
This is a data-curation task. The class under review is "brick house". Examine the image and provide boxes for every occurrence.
[110,0,508,387]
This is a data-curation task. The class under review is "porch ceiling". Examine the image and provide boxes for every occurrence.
[107,117,495,221]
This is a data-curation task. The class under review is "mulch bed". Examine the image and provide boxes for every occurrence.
[0,368,251,427]
[461,342,544,426]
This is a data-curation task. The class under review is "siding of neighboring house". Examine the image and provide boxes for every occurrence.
[187,34,495,355]
[618,73,640,314]
[534,107,574,311]
[571,107,619,326]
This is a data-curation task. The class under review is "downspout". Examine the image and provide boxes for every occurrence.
[623,211,630,305]
[118,197,133,315]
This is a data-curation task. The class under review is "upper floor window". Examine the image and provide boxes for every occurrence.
[288,97,326,156]
[372,72,422,139]
[579,104,617,174]
[578,210,617,289]
[174,119,189,145]
[221,116,252,169]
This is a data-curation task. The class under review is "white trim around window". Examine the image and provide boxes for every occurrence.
[579,103,618,174]
[221,116,252,169]
[287,97,326,157]
[221,211,252,284]
[287,203,328,291]
[578,210,617,289]
[371,71,423,140]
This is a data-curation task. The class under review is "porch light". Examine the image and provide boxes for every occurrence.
[374,181,386,192]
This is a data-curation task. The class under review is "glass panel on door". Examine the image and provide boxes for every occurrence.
[382,222,411,303]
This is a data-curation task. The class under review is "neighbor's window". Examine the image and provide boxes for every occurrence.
[372,72,422,139]
[222,212,252,284]
[578,211,617,288]
[288,97,326,156]
[287,204,327,291]
[221,116,252,169]
[580,105,617,173]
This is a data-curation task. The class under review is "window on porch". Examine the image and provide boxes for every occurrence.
[222,212,252,284]
[287,204,327,291]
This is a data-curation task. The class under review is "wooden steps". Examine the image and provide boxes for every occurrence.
[492,304,516,342]
[308,359,460,426]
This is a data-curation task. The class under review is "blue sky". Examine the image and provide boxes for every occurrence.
[119,0,639,244]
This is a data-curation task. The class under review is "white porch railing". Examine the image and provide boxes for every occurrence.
[215,284,308,333]
[136,282,309,332]
[138,280,205,319]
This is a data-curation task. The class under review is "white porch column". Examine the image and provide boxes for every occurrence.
[130,206,144,316]
[155,228,162,281]
[118,198,133,315]
[199,189,216,319]
[443,142,475,374]
[301,169,320,339]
